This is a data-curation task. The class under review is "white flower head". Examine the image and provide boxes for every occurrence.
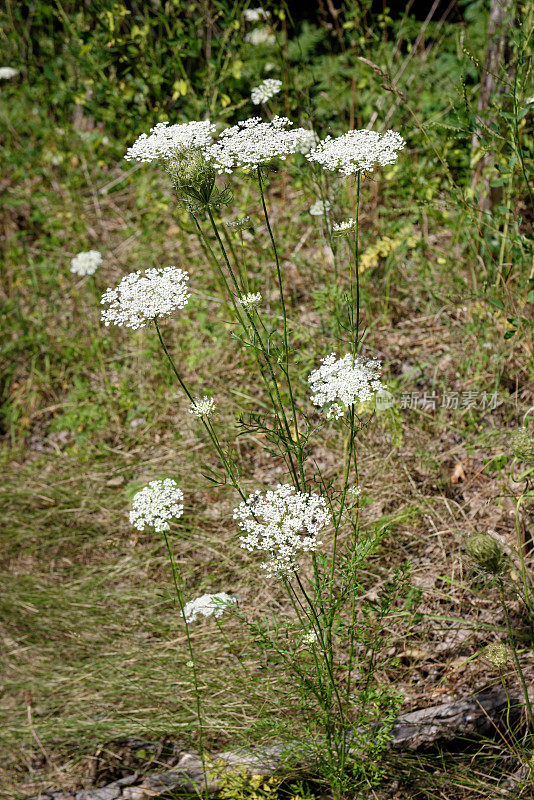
[233,484,331,578]
[238,292,262,310]
[0,67,18,80]
[294,129,320,155]
[101,266,190,330]
[226,215,251,228]
[251,78,282,105]
[124,120,216,163]
[70,250,103,276]
[333,218,357,234]
[206,116,306,174]
[244,7,269,22]
[183,592,238,623]
[189,396,216,418]
[130,478,184,533]
[308,353,385,419]
[303,631,318,645]
[307,129,405,176]
[244,27,276,46]
[309,199,330,216]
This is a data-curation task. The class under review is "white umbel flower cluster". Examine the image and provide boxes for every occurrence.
[245,27,275,46]
[130,478,184,533]
[205,117,306,173]
[294,129,320,155]
[333,218,357,233]
[0,67,18,80]
[308,353,385,420]
[183,592,238,623]
[238,292,262,309]
[307,129,405,175]
[189,396,216,417]
[125,120,216,163]
[244,7,268,22]
[70,250,103,276]
[302,631,318,645]
[226,216,251,228]
[233,484,331,578]
[309,199,330,216]
[101,266,190,330]
[251,78,282,105]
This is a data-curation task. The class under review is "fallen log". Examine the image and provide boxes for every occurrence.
[26,690,525,800]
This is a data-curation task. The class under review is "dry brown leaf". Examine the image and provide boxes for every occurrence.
[450,462,466,484]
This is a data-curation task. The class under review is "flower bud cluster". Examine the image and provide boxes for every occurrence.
[465,533,505,575]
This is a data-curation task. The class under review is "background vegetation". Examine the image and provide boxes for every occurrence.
[1,1,533,798]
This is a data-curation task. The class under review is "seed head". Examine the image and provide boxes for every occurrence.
[166,148,218,209]
[511,427,534,464]
[484,642,512,668]
[465,533,505,575]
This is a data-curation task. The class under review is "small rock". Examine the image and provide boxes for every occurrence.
[106,475,125,487]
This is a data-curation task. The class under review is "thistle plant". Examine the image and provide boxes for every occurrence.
[102,111,408,797]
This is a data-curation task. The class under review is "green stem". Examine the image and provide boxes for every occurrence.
[499,579,534,728]
[352,173,361,356]
[204,206,302,488]
[163,530,209,800]
[256,167,306,489]
[153,318,245,501]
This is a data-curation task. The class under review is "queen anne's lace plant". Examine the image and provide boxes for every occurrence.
[332,218,357,234]
[189,396,216,417]
[307,129,405,175]
[233,484,331,577]
[0,67,18,80]
[70,250,103,276]
[130,478,184,533]
[101,266,190,330]
[244,27,276,46]
[309,199,331,216]
[124,120,216,163]
[183,592,238,623]
[206,117,311,174]
[308,353,385,420]
[238,292,262,309]
[251,78,282,105]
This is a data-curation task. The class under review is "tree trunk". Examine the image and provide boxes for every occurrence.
[471,0,515,211]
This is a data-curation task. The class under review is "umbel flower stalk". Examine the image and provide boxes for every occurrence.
[106,114,407,796]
